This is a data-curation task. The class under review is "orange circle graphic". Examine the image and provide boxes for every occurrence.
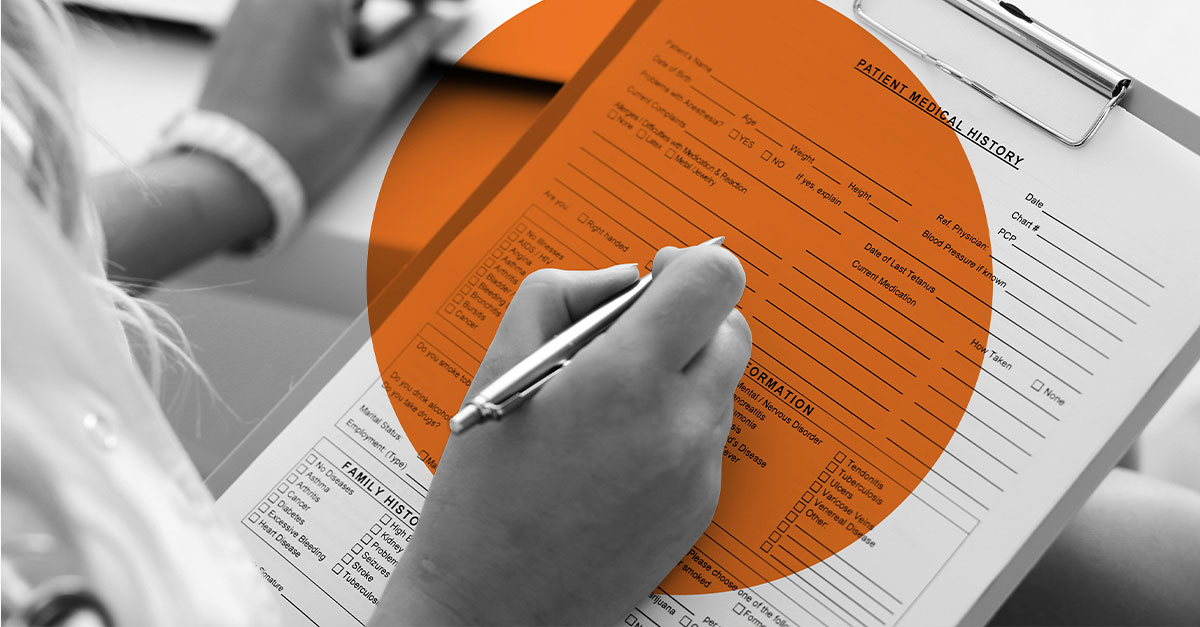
[368,0,991,594]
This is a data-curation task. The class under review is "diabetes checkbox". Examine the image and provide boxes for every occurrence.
[267,493,278,504]
[1031,379,1044,391]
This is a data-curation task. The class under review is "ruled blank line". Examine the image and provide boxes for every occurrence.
[1041,210,1165,288]
[990,255,1124,342]
[1011,244,1136,324]
[807,250,944,343]
[912,401,1018,473]
[1036,234,1151,307]
[928,385,1035,454]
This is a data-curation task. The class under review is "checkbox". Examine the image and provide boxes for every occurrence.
[826,461,838,472]
[608,109,618,119]
[305,454,316,464]
[679,616,692,626]
[507,231,518,240]
[665,149,676,159]
[761,149,772,160]
[341,554,352,564]
[636,129,647,139]
[452,294,463,304]
[577,212,589,223]
[802,492,813,503]
[1031,379,1044,391]
[443,304,455,314]
[516,223,527,233]
[361,534,372,544]
[267,493,278,503]
[819,472,830,483]
[467,276,479,285]
[728,129,739,139]
[760,541,773,553]
[835,451,846,463]
[769,531,781,542]
[474,267,486,276]
[371,524,382,534]
[352,543,363,554]
[734,603,746,614]
[785,511,797,522]
[333,563,344,574]
[776,521,789,532]
[483,258,495,268]
[249,513,260,523]
[459,284,470,294]
[286,474,297,484]
[810,481,822,492]
[491,249,502,258]
[381,514,392,525]
[297,464,307,474]
[499,240,511,250]
[276,484,286,493]
[625,615,637,626]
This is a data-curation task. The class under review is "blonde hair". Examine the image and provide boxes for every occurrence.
[2,0,203,398]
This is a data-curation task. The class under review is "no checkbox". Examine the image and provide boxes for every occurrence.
[305,454,316,464]
[761,149,772,160]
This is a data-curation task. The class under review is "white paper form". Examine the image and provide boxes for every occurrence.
[215,1,1200,625]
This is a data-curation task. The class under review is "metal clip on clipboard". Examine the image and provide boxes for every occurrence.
[854,0,1132,147]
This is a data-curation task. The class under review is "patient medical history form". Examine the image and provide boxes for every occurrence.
[215,0,1200,624]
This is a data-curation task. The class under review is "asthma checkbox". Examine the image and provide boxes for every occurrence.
[761,149,773,160]
[769,532,781,542]
[297,464,307,474]
[248,513,260,523]
[333,563,344,574]
[819,472,830,483]
[835,451,846,463]
[352,543,363,554]
[826,461,838,472]
[1031,379,1044,391]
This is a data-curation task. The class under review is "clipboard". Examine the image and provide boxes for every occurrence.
[207,1,1200,624]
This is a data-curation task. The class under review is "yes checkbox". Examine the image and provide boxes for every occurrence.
[728,129,739,139]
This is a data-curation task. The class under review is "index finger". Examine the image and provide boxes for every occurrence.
[604,245,746,370]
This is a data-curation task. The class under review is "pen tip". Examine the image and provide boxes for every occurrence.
[449,405,482,435]
[701,236,725,247]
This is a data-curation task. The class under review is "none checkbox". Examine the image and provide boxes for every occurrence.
[1031,379,1044,391]
[305,454,316,464]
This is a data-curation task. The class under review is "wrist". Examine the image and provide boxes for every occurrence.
[154,149,275,250]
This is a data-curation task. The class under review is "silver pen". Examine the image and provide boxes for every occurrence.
[449,236,726,434]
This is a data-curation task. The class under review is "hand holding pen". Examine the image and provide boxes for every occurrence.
[377,242,750,625]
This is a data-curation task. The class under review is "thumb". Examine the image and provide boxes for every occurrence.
[469,264,640,395]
